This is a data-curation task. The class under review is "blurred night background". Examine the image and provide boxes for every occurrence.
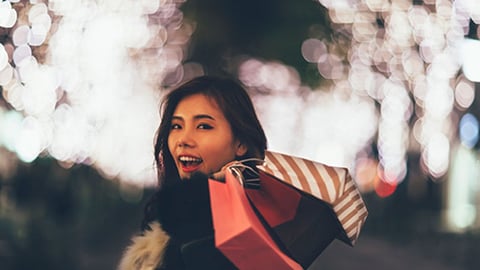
[1,0,480,269]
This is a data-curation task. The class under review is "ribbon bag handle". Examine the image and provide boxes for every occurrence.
[210,158,264,189]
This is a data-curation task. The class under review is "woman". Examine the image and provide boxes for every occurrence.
[118,75,267,270]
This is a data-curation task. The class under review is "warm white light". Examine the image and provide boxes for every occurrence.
[446,145,479,231]
[0,64,13,86]
[12,45,32,66]
[460,38,480,82]
[0,44,8,71]
[29,24,48,46]
[1,0,479,192]
[301,38,327,63]
[455,77,475,109]
[0,0,190,186]
[12,25,31,47]
[15,116,44,163]
[0,1,17,28]
[422,132,450,178]
[317,54,345,80]
[0,110,23,152]
[424,84,454,120]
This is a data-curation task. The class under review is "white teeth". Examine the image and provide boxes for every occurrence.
[179,156,202,162]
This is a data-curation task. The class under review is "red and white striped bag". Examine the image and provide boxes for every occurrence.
[258,150,368,245]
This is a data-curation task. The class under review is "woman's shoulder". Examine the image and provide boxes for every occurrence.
[117,221,170,270]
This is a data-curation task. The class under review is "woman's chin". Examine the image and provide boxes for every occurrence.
[178,171,198,180]
[178,172,192,180]
[179,169,212,181]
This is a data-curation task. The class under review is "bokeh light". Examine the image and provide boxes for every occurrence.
[460,38,480,82]
[0,1,17,28]
[0,0,479,215]
[375,178,398,198]
[455,76,475,109]
[446,145,480,231]
[0,0,196,186]
[459,113,479,149]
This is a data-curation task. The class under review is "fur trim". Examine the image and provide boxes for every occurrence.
[118,222,170,270]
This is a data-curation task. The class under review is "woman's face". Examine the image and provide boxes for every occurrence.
[167,93,247,179]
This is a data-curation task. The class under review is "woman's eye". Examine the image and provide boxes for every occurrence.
[171,123,182,130]
[198,124,213,130]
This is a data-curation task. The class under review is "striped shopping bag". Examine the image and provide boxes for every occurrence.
[243,150,368,268]
[258,150,368,246]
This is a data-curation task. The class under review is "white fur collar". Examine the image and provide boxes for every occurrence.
[117,222,170,270]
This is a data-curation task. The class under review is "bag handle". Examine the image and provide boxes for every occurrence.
[209,158,264,189]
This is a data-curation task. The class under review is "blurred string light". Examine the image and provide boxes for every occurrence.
[0,0,198,186]
[460,38,480,83]
[0,0,479,205]
[309,0,480,199]
[238,58,378,170]
[446,144,480,231]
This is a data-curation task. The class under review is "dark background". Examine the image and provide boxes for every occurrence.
[1,157,478,269]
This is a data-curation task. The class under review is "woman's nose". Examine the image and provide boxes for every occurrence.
[177,129,195,148]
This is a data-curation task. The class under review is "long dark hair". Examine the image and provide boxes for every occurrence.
[142,75,267,229]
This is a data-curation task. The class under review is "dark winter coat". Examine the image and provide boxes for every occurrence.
[118,174,237,270]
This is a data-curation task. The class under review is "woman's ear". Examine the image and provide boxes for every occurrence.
[236,142,248,157]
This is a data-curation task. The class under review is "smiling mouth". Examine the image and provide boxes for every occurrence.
[179,156,203,169]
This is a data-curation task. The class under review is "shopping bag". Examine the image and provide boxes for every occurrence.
[245,170,346,268]
[256,150,368,246]
[208,168,303,270]
[235,150,368,268]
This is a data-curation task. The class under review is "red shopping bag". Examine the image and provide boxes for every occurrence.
[208,168,302,270]
[246,170,346,268]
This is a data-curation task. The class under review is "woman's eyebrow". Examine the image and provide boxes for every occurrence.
[171,115,183,121]
[193,114,215,120]
[171,114,215,121]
